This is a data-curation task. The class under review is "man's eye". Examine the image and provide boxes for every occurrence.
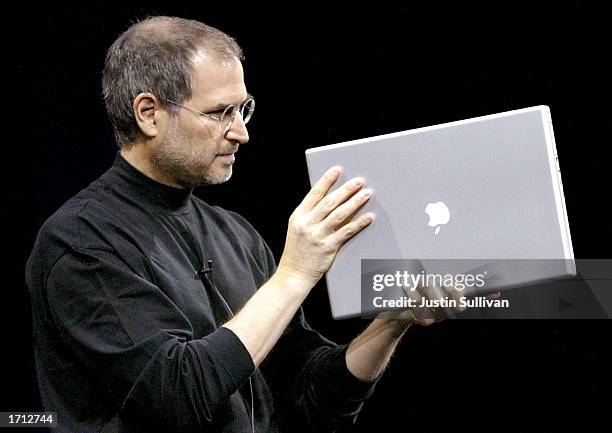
[207,110,224,116]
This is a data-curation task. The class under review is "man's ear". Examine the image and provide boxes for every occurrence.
[133,93,165,139]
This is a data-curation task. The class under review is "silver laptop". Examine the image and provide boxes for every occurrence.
[305,106,575,319]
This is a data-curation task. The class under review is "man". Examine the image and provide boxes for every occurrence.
[26,16,456,432]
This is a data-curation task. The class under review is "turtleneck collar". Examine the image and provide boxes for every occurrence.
[105,152,194,214]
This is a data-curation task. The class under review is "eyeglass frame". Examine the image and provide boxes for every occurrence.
[160,95,255,134]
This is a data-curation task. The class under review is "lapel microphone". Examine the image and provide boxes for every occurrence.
[196,259,213,279]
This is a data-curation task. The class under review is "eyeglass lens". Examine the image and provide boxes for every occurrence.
[220,99,255,132]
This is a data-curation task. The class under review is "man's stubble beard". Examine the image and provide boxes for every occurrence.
[150,120,233,189]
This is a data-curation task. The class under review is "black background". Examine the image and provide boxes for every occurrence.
[9,4,611,431]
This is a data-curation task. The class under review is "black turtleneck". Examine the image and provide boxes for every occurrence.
[25,152,378,433]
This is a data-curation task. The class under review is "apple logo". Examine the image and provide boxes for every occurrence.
[425,201,450,235]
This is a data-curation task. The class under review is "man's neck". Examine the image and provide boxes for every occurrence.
[120,142,185,189]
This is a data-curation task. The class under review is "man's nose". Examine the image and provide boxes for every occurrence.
[224,113,250,144]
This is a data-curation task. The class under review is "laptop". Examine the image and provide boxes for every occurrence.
[305,106,576,319]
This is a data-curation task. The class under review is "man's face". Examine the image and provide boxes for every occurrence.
[151,52,250,189]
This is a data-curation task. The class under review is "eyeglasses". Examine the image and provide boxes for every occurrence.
[161,97,255,134]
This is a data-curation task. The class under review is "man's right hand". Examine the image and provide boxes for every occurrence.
[277,166,374,287]
[223,166,373,366]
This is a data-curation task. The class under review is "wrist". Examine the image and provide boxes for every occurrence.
[373,314,413,338]
[271,266,314,295]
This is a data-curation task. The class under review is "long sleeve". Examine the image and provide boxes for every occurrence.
[260,306,379,432]
[251,228,379,431]
[45,246,255,432]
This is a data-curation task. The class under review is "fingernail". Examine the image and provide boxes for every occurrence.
[329,166,341,175]
[353,178,364,187]
[361,189,372,199]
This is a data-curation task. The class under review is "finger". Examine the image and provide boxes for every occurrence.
[298,166,342,212]
[308,177,366,223]
[443,285,467,314]
[397,308,418,323]
[332,191,373,232]
[417,318,437,326]
[412,284,441,323]
[319,188,373,235]
[328,212,374,247]
[398,283,422,324]
[309,177,366,224]
[429,285,455,321]
[405,285,438,326]
[401,281,420,297]
[410,284,428,322]
[424,285,449,321]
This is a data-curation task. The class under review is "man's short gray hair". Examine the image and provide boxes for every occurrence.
[102,16,244,149]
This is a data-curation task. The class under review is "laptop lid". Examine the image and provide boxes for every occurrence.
[305,106,575,319]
